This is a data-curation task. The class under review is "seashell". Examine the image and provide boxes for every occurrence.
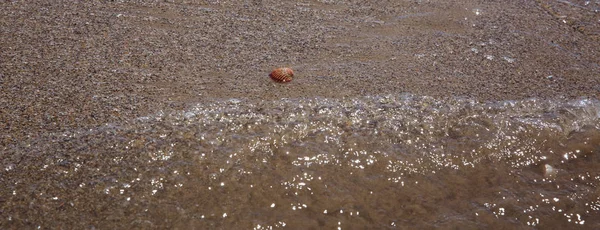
[269,67,294,83]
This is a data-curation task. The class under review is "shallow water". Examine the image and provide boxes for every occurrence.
[3,95,600,229]
[2,0,600,228]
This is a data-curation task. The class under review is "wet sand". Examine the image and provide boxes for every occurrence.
[2,0,599,144]
[1,0,600,229]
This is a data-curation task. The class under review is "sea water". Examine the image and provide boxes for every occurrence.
[3,94,600,229]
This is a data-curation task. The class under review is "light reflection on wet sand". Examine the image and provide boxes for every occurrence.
[3,95,599,229]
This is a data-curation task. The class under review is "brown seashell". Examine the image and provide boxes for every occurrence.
[269,67,294,83]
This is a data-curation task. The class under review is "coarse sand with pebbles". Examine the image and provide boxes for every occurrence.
[1,0,600,229]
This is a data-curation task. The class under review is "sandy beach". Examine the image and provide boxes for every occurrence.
[2,0,599,143]
[1,0,599,228]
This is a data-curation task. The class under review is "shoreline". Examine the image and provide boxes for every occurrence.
[1,0,599,148]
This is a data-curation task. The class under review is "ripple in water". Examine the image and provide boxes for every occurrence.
[3,95,600,229]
